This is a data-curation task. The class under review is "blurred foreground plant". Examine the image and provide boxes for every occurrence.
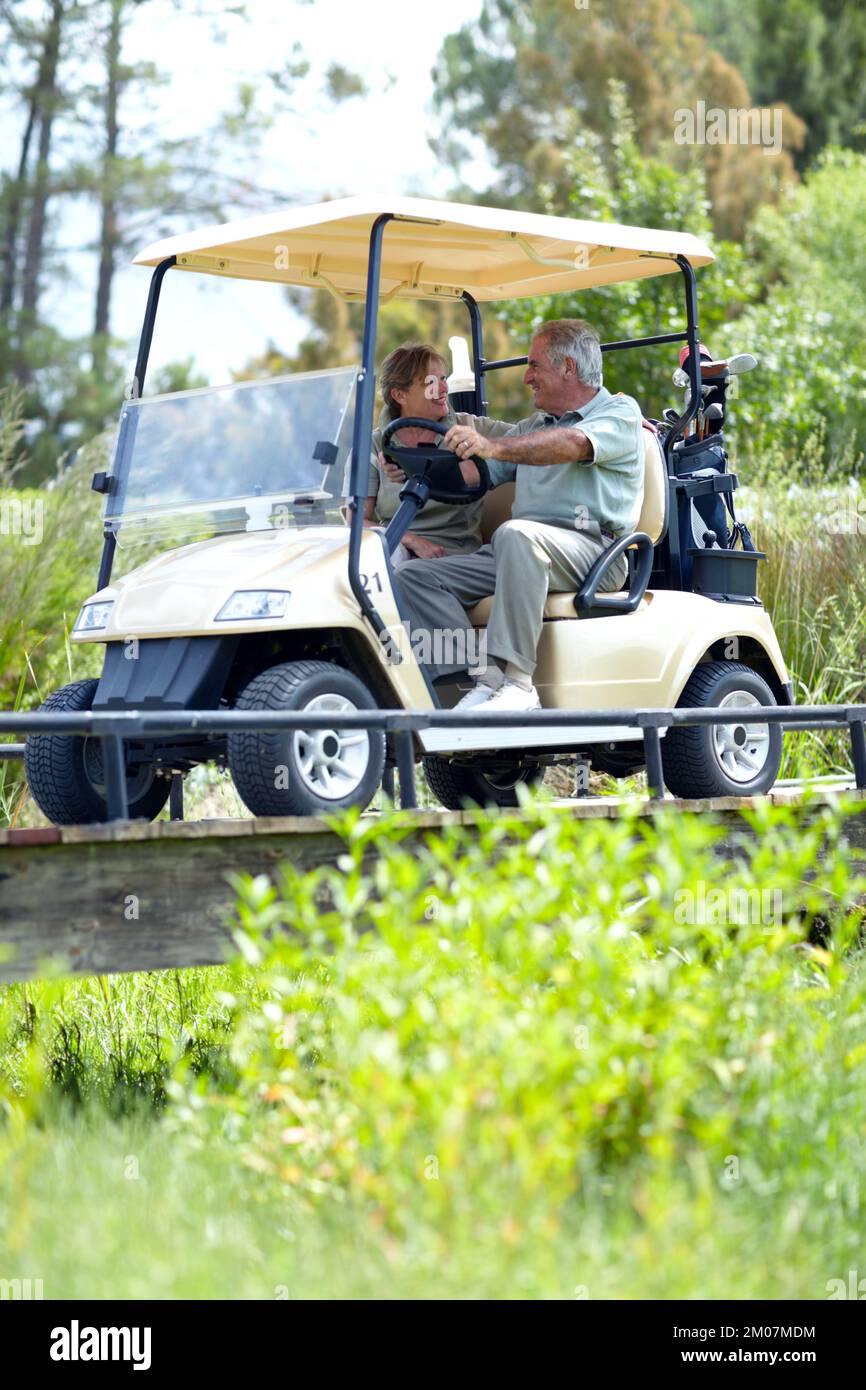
[165,798,866,1256]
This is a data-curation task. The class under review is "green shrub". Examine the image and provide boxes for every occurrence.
[0,445,107,713]
[156,800,866,1291]
[719,149,866,467]
[0,445,108,825]
[2,800,865,1296]
[739,455,866,775]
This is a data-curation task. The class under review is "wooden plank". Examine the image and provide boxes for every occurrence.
[0,822,344,981]
[0,787,863,983]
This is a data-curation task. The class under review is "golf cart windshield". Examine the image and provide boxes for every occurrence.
[104,365,357,545]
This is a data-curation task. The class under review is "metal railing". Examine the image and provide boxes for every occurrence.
[1,703,865,823]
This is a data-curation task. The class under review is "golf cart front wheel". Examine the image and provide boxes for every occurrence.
[661,660,782,798]
[24,678,171,825]
[422,754,543,810]
[228,660,385,817]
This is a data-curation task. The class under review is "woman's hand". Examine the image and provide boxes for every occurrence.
[379,424,439,482]
[402,533,447,560]
[380,452,407,484]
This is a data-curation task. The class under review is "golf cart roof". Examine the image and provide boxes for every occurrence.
[132,194,714,303]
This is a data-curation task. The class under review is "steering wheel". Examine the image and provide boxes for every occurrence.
[380,417,489,506]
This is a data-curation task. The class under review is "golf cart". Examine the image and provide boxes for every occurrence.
[25,195,790,822]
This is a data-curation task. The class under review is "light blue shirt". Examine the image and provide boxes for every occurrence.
[486,386,644,537]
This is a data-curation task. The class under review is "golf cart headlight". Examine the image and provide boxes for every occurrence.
[216,590,291,621]
[75,601,114,632]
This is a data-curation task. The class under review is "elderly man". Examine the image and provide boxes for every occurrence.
[396,318,645,712]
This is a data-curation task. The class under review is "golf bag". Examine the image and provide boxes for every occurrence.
[669,431,756,589]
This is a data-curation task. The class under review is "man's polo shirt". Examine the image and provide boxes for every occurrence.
[486,386,644,538]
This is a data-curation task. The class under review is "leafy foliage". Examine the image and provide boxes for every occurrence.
[714,149,866,463]
[433,0,804,239]
[0,0,366,482]
[0,441,106,718]
[500,87,758,421]
[687,0,866,164]
[2,801,866,1295]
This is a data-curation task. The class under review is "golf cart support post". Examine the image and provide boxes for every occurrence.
[94,253,176,593]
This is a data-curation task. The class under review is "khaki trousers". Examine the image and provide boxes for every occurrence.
[396,518,627,678]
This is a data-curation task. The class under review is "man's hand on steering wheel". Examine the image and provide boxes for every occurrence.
[442,422,494,464]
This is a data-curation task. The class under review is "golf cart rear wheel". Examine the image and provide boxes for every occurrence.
[661,660,782,798]
[24,678,171,825]
[422,754,543,810]
[228,660,385,817]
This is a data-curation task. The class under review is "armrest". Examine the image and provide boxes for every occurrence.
[574,531,654,618]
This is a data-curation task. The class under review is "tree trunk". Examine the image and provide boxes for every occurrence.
[19,0,65,318]
[92,0,123,368]
[0,95,38,313]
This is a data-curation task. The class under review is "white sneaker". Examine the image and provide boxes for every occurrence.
[480,680,541,713]
[454,682,497,710]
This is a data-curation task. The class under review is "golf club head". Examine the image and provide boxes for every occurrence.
[671,368,713,392]
[673,354,757,388]
[726,353,758,376]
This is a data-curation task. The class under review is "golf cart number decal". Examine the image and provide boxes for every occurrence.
[360,571,384,595]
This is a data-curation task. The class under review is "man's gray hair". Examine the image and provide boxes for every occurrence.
[534,318,603,388]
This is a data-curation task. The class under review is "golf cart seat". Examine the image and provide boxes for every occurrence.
[469,421,667,624]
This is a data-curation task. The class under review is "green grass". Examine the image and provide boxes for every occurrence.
[2,798,866,1298]
[2,1107,862,1299]
[745,454,866,776]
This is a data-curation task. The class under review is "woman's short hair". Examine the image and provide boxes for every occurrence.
[380,343,446,421]
[535,319,603,388]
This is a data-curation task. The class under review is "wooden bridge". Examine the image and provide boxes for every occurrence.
[1,780,862,983]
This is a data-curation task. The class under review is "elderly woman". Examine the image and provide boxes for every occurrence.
[362,342,512,567]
